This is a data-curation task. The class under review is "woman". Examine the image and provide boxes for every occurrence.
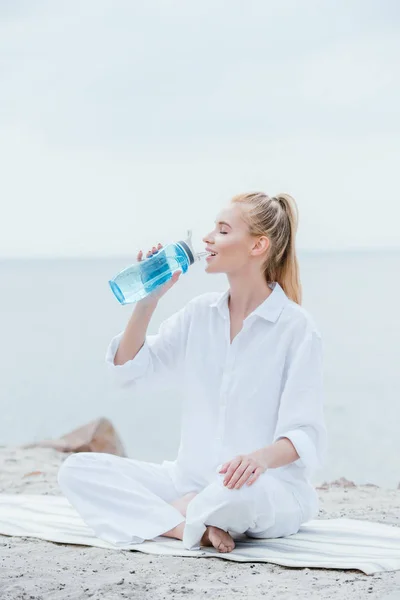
[58,191,327,554]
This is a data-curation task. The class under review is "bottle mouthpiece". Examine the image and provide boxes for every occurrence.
[177,229,206,264]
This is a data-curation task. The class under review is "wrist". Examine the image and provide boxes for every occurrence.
[136,297,158,312]
[254,447,270,470]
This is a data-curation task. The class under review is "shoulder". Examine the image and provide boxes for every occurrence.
[180,291,223,322]
[158,292,218,331]
[185,291,222,312]
[280,298,322,340]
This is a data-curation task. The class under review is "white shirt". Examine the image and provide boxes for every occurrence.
[105,281,327,521]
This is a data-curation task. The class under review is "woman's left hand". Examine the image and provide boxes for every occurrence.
[218,450,269,489]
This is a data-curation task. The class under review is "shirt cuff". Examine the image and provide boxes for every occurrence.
[105,332,151,389]
[274,429,318,472]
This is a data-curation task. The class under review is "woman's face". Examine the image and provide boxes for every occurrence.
[202,203,262,274]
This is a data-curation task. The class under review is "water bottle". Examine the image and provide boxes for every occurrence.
[108,229,207,305]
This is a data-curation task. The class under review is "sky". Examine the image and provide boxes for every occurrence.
[1,0,400,258]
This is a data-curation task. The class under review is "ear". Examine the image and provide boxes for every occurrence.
[251,235,270,257]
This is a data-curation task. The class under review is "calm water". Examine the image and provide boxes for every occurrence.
[1,251,399,488]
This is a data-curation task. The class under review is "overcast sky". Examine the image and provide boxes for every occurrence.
[1,0,399,258]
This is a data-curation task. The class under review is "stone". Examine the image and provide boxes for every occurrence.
[316,482,329,490]
[331,477,357,488]
[20,417,126,456]
[316,477,357,490]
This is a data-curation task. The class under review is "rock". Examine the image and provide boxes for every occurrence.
[330,477,357,488]
[20,417,126,456]
[316,477,357,490]
[316,482,330,490]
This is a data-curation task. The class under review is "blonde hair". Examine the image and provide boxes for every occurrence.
[231,192,302,305]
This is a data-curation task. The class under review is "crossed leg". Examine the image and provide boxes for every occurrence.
[180,470,304,551]
[57,452,235,552]
[57,452,301,554]
[162,491,236,553]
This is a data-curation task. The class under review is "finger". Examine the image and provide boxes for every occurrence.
[223,460,239,485]
[137,250,143,261]
[246,467,263,486]
[157,242,162,249]
[160,271,181,295]
[227,461,249,488]
[164,271,181,290]
[219,463,229,474]
[151,246,158,254]
[223,458,243,486]
[234,465,255,489]
[165,270,181,287]
[146,249,152,257]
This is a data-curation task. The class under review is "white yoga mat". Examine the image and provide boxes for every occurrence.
[1,494,399,575]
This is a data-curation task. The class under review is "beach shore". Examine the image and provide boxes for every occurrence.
[0,445,399,599]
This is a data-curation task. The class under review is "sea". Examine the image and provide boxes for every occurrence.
[1,251,399,488]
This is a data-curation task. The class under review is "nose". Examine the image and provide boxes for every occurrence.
[202,232,213,244]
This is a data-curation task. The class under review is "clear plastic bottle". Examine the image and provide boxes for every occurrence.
[108,230,207,305]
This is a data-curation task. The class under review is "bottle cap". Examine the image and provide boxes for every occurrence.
[177,229,208,264]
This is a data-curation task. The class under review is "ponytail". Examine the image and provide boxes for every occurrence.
[270,194,302,305]
[231,191,302,305]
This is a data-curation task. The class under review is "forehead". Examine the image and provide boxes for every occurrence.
[215,203,248,227]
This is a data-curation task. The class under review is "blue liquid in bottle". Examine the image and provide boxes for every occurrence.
[108,230,206,305]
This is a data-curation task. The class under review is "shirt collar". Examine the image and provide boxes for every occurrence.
[210,281,289,323]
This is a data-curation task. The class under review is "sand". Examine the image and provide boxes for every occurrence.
[0,445,399,600]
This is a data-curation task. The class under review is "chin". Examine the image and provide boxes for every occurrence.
[204,261,225,274]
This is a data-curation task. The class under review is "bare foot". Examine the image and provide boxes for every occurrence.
[200,526,236,553]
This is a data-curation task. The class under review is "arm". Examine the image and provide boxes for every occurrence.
[253,437,300,470]
[113,301,158,367]
[267,327,327,473]
[219,326,327,488]
[105,299,192,391]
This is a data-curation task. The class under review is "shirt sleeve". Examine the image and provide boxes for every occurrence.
[273,326,327,475]
[105,302,192,391]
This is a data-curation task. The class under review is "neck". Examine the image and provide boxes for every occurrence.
[226,270,273,319]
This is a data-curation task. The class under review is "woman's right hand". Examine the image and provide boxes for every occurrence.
[136,242,182,307]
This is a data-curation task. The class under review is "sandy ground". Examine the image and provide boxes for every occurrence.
[0,445,399,600]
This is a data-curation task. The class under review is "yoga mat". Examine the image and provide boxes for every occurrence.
[1,494,399,575]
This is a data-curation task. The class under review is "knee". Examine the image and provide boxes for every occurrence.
[206,473,254,507]
[57,452,96,490]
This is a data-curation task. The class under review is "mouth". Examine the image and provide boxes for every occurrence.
[206,249,218,261]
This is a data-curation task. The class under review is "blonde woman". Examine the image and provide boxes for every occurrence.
[58,192,327,553]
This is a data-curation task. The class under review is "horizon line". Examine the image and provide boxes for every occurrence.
[0,247,400,260]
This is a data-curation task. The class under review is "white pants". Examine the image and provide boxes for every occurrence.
[57,452,304,551]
